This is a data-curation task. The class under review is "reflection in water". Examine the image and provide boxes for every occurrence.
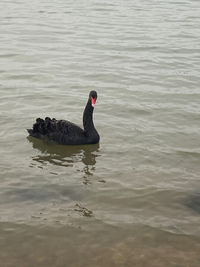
[27,136,100,184]
[186,192,200,214]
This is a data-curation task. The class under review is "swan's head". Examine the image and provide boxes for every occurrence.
[89,90,97,108]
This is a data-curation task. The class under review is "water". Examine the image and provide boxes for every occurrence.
[0,0,200,266]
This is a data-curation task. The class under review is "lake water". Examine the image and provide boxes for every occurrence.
[0,0,200,266]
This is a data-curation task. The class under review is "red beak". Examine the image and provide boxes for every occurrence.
[91,97,96,108]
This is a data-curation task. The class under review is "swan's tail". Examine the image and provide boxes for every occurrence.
[27,128,34,135]
[27,117,55,137]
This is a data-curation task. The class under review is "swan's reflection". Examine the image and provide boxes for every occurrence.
[27,136,100,184]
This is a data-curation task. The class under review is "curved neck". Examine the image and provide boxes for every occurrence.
[83,99,95,134]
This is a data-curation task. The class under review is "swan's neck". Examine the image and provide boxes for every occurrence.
[83,98,100,144]
[83,99,95,134]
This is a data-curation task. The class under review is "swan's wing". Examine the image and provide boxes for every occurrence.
[54,119,84,136]
[27,117,85,144]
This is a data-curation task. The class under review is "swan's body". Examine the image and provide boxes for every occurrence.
[27,91,99,145]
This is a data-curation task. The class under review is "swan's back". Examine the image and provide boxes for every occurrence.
[27,117,86,145]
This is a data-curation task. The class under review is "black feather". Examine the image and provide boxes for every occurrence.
[27,91,100,145]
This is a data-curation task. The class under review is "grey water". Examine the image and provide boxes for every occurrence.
[0,0,200,266]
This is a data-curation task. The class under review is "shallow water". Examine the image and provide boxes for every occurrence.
[0,0,200,266]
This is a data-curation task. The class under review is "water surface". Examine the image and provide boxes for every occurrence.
[0,0,200,266]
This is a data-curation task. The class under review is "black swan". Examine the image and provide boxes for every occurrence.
[27,91,100,145]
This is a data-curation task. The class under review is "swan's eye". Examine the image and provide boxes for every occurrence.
[90,97,96,107]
